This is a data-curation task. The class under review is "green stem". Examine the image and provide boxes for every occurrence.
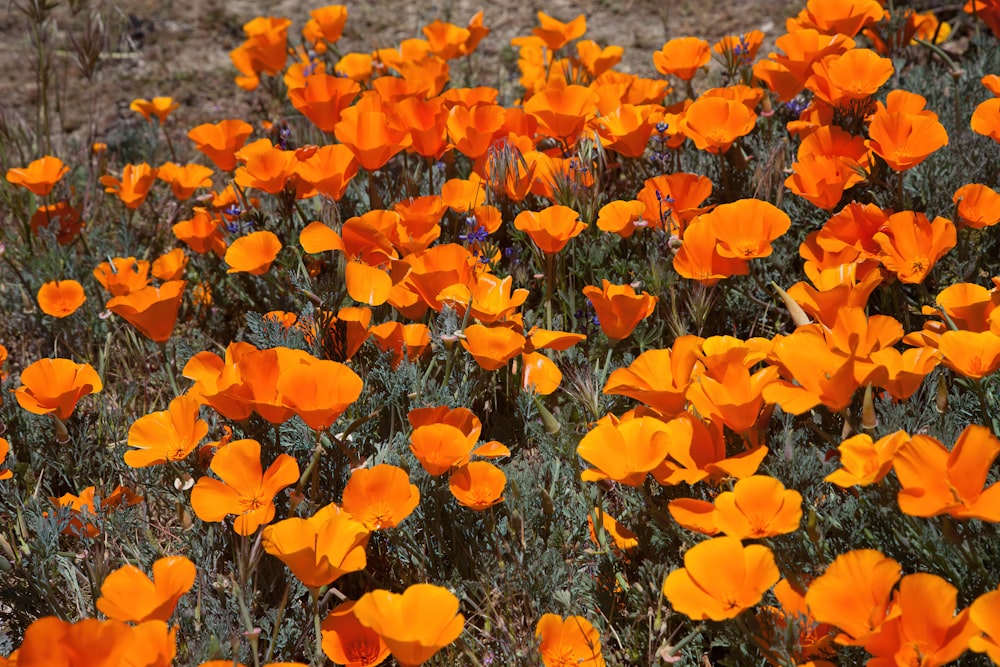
[310,587,325,667]
[157,341,181,397]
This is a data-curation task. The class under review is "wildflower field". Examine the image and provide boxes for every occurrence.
[5,0,1000,664]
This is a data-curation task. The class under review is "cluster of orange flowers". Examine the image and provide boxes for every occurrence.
[5,0,1000,663]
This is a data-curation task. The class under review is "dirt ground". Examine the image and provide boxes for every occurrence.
[0,0,803,157]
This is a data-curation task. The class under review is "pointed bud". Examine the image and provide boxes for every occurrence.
[936,375,949,414]
[771,282,810,328]
[861,385,878,431]
[534,396,561,434]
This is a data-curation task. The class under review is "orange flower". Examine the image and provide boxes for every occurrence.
[867,108,948,172]
[807,48,893,107]
[970,589,1000,662]
[130,96,178,123]
[662,536,780,621]
[637,172,714,233]
[864,572,977,667]
[439,273,528,324]
[521,350,563,395]
[524,84,600,142]
[234,139,299,194]
[953,183,1000,228]
[871,211,956,284]
[804,549,901,646]
[938,329,1000,379]
[514,205,586,254]
[37,279,86,318]
[763,331,861,413]
[295,143,359,200]
[460,324,526,371]
[226,230,282,275]
[824,430,908,488]
[6,155,69,196]
[531,11,586,51]
[342,464,420,531]
[791,0,885,37]
[536,614,606,667]
[49,485,142,538]
[672,215,750,285]
[678,95,756,153]
[334,106,413,171]
[30,201,84,244]
[582,280,658,341]
[446,102,506,160]
[16,617,176,667]
[173,208,227,256]
[190,438,299,535]
[262,502,369,589]
[15,357,102,420]
[972,97,1000,143]
[653,37,711,81]
[578,416,675,486]
[97,555,195,622]
[448,461,505,510]
[272,349,364,430]
[603,337,702,416]
[707,199,791,260]
[596,200,646,238]
[302,4,348,49]
[187,119,254,171]
[106,280,186,343]
[321,600,391,667]
[125,394,207,468]
[100,163,158,209]
[368,321,431,368]
[410,421,479,476]
[587,509,638,551]
[352,584,465,667]
[156,161,214,200]
[0,437,12,480]
[152,248,188,281]
[229,16,292,90]
[289,73,360,133]
[894,424,1000,521]
[93,256,151,296]
[711,475,802,539]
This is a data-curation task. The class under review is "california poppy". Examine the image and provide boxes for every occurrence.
[514,205,586,255]
[894,424,1000,521]
[707,198,791,260]
[125,394,207,468]
[97,555,196,622]
[711,475,802,539]
[637,172,714,232]
[107,280,186,343]
[352,584,465,667]
[187,119,254,171]
[173,208,227,256]
[151,248,188,282]
[582,280,658,340]
[100,163,158,209]
[341,464,420,531]
[0,437,12,480]
[953,183,1000,228]
[16,617,176,667]
[807,48,893,107]
[334,106,413,172]
[37,279,86,318]
[603,337,703,416]
[190,438,300,535]
[536,614,606,667]
[970,589,1000,662]
[578,415,674,486]
[229,16,292,90]
[321,600,391,667]
[596,200,646,238]
[587,509,638,551]
[262,502,369,589]
[867,108,948,172]
[295,144,359,201]
[6,155,69,196]
[824,430,908,488]
[938,329,1000,379]
[872,211,956,284]
[233,139,299,194]
[273,349,364,430]
[156,162,214,201]
[805,549,901,645]
[93,256,151,296]
[524,84,600,143]
[662,536,780,621]
[15,357,102,421]
[30,201,84,244]
[460,324,526,371]
[410,421,479,476]
[225,230,282,275]
[448,461,505,510]
[289,73,361,133]
[130,96,178,123]
[653,36,711,81]
[972,97,1000,143]
[672,216,750,285]
[678,96,756,153]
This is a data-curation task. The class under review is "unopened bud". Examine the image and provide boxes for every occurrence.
[861,385,878,431]
[936,375,949,414]
[771,282,810,328]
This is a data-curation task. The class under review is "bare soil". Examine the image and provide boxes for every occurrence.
[0,0,802,156]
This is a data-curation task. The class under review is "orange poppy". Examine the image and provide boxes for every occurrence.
[289,73,360,133]
[707,198,791,260]
[763,579,836,664]
[972,98,1000,143]
[233,139,299,194]
[713,30,764,67]
[531,11,586,51]
[791,0,885,36]
[711,475,802,539]
[295,144,359,201]
[334,106,413,172]
[867,109,948,172]
[229,16,291,90]
[15,357,102,421]
[225,230,282,275]
[636,172,714,233]
[302,4,348,50]
[37,279,86,318]
[448,461,505,510]
[125,394,207,468]
[662,536,780,621]
[871,211,956,284]
[970,589,1000,662]
[352,584,465,667]
[653,36,711,81]
[273,349,364,430]
[187,118,254,171]
[321,600,391,667]
[596,200,646,238]
[807,48,894,107]
[672,215,750,285]
[369,322,431,368]
[341,464,420,531]
[130,96,179,123]
[173,208,227,256]
[100,163,158,209]
[576,39,623,79]
[97,555,195,622]
[190,438,299,535]
[30,201,84,244]
[524,84,600,143]
[536,614,606,667]
[864,572,977,667]
[446,102,506,160]
[521,350,563,395]
[587,509,638,551]
[16,617,176,667]
[460,324,526,371]
[582,280,658,341]
[262,502,369,589]
[151,248,188,282]
[0,437,12,480]
[578,415,676,486]
[953,183,1000,228]
[514,205,586,255]
[603,337,702,416]
[679,95,756,154]
[804,549,901,645]
[93,256,151,296]
[824,430,908,488]
[755,30,855,102]
[106,280,186,343]
[938,330,1000,379]
[763,331,862,413]
[154,162,212,201]
[49,485,142,538]
[439,273,528,325]
[6,155,69,196]
[410,422,479,476]
[894,424,1000,521]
